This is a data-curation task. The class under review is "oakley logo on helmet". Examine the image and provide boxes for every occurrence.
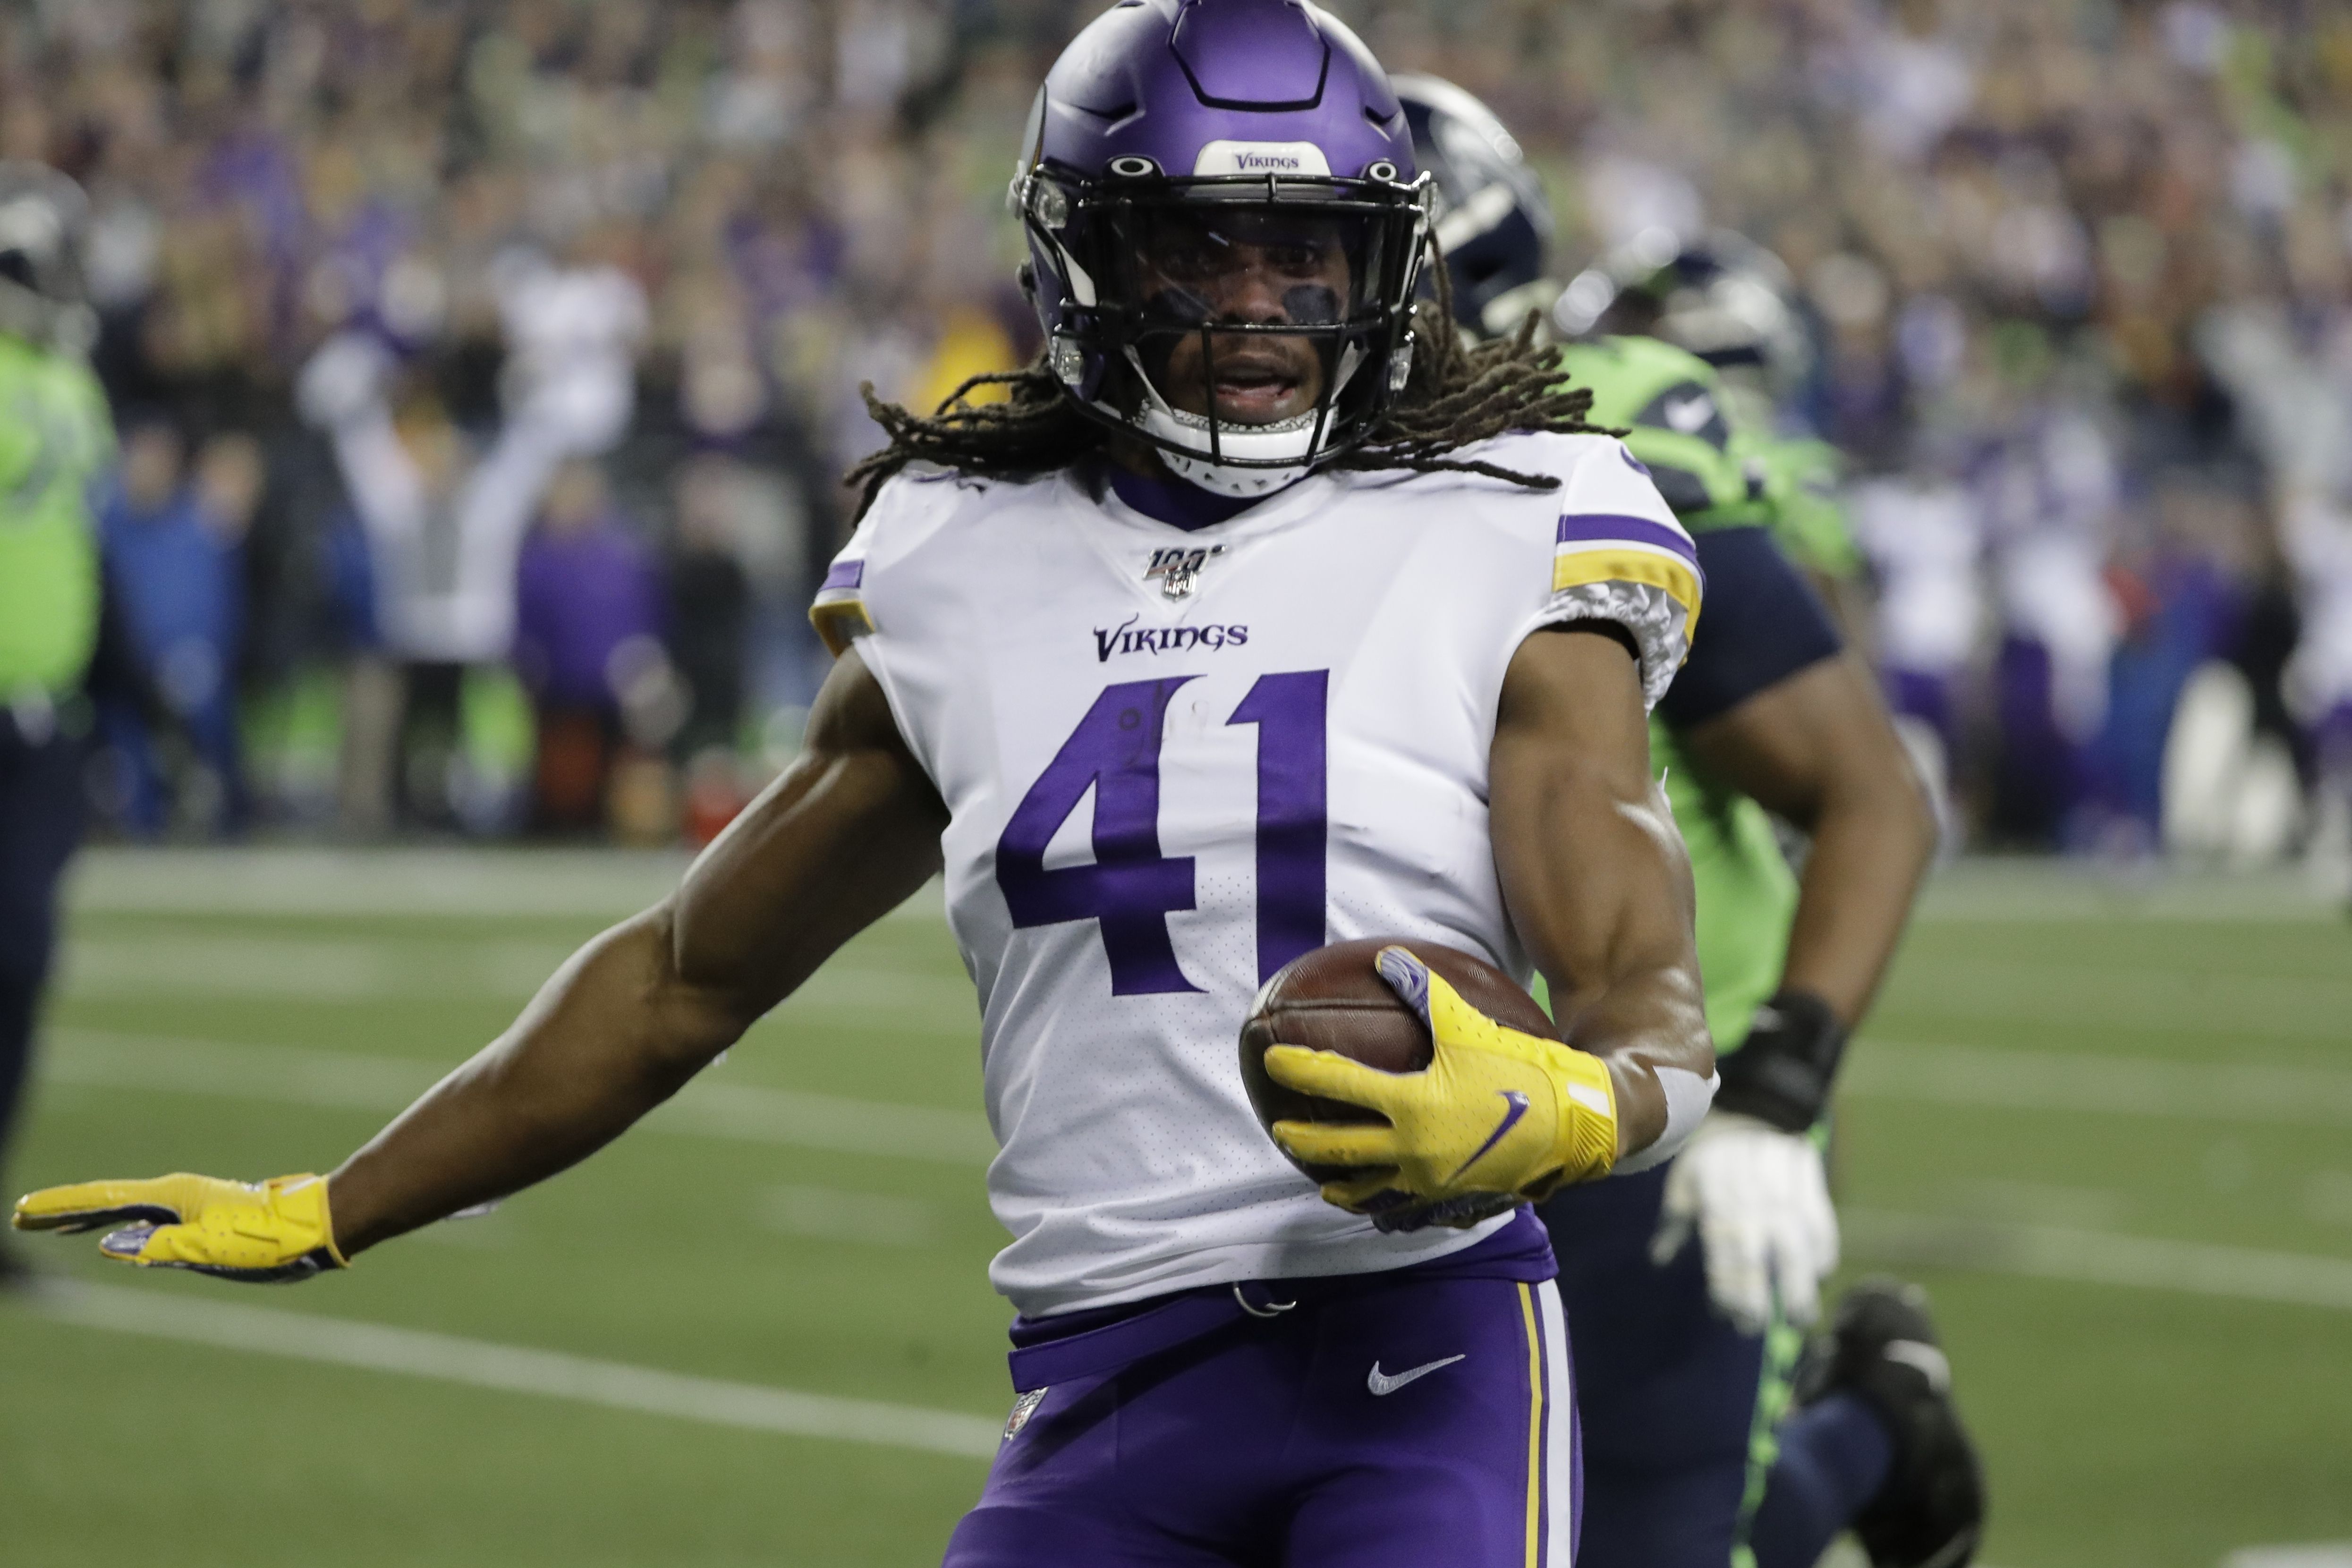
[1192,141,1332,178]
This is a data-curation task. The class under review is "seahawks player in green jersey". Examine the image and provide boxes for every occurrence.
[0,161,120,1290]
[1399,77,1984,1568]
[1557,229,1873,631]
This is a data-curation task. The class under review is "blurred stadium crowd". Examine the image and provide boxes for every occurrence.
[6,0,2351,865]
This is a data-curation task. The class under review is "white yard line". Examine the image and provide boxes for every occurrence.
[1844,1040,2352,1128]
[1911,861,2342,922]
[19,1282,1003,1459]
[55,937,977,1022]
[66,847,951,924]
[1843,1209,2352,1313]
[37,1028,999,1166]
[71,847,2334,924]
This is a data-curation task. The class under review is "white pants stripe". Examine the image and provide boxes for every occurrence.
[1536,1279,1578,1566]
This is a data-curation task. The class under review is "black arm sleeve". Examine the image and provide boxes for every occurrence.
[1656,525,1843,729]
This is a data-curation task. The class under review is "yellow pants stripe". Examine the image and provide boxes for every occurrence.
[1519,1282,1545,1568]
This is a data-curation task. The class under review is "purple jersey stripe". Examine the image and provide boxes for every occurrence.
[821,559,865,592]
[1555,512,1697,564]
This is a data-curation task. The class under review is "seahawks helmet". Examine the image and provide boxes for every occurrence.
[1391,73,1556,341]
[1554,228,1814,398]
[1011,0,1433,497]
[0,161,95,355]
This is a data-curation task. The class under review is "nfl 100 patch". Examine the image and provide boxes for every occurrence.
[1143,544,1225,600]
[1003,1387,1049,1441]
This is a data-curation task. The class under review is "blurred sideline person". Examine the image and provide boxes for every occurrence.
[0,163,117,1288]
[95,417,262,837]
[512,458,676,836]
[17,8,1724,1561]
[1400,76,1982,1568]
[665,456,756,845]
[296,305,632,834]
[1848,460,1983,827]
[2281,486,2352,879]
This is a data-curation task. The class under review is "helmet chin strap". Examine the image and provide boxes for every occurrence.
[1112,340,1365,500]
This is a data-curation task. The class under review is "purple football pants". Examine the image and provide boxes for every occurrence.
[943,1273,1579,1567]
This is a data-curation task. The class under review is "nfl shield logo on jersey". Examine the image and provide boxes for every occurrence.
[1143,544,1224,600]
[1003,1387,1049,1442]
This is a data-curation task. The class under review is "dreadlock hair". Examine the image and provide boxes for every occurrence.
[842,251,1614,522]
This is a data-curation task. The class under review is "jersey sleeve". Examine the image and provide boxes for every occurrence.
[1520,439,1705,710]
[1554,338,1761,524]
[1612,376,1754,520]
[1758,436,1862,579]
[809,492,894,657]
[1654,525,1842,729]
[809,551,875,656]
[807,467,965,655]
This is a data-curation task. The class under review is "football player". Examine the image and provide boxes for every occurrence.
[17,6,1715,1562]
[1398,75,1984,1568]
[0,161,118,1292]
[1555,228,1865,636]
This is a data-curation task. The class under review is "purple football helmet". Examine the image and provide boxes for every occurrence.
[1011,0,1432,497]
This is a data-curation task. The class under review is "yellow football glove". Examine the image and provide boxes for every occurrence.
[1267,947,1619,1228]
[12,1173,347,1283]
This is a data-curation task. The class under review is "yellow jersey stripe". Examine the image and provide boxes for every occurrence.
[1551,549,1703,619]
[809,597,876,657]
[1519,1281,1545,1568]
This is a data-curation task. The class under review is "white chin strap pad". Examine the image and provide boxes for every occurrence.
[1135,404,1315,498]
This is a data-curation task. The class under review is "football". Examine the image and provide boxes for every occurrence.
[1238,936,1555,1182]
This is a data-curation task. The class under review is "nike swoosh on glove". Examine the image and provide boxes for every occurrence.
[1651,1111,1838,1332]
[1265,946,1619,1222]
[12,1173,348,1283]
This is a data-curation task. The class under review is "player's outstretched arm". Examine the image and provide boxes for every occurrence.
[1489,624,1715,1170]
[14,648,949,1273]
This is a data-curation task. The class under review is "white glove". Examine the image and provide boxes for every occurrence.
[1650,1111,1840,1333]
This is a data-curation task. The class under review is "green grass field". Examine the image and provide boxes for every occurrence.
[5,850,2349,1567]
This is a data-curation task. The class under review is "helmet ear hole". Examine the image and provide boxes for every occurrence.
[1107,155,1159,178]
[1366,160,1398,182]
[1017,260,1037,299]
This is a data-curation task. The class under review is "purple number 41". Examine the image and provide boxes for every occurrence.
[995,671,1328,995]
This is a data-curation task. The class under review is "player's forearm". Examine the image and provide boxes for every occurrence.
[1492,629,1715,1163]
[1555,962,1712,1159]
[1524,766,1712,1161]
[326,907,750,1255]
[1778,732,1936,1026]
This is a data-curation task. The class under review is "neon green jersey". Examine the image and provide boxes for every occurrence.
[1748,432,1861,581]
[1554,336,1803,1051]
[0,331,113,697]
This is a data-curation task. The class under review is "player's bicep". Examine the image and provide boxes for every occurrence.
[1680,653,1915,832]
[1489,626,1696,1019]
[666,645,948,1022]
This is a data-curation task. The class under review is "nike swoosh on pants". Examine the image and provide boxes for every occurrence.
[1366,1354,1468,1396]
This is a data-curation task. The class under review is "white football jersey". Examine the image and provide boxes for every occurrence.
[812,432,1697,1317]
